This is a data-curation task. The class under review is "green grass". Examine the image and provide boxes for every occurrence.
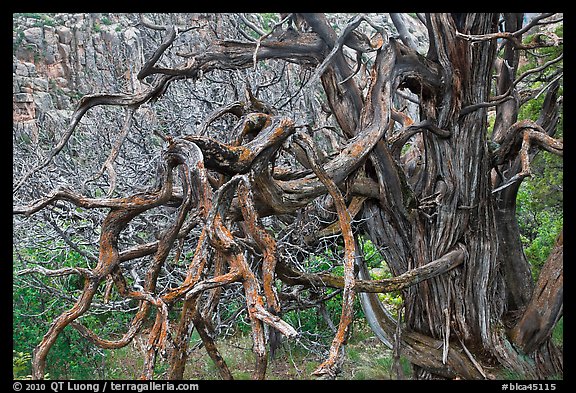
[15,316,563,380]
[552,317,563,347]
[90,323,399,380]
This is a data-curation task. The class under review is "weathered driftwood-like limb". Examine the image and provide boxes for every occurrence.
[201,176,297,379]
[456,30,562,50]
[83,107,136,196]
[211,195,297,336]
[147,33,325,78]
[510,230,563,354]
[462,54,562,117]
[295,133,356,378]
[186,295,234,380]
[140,300,170,380]
[69,265,166,352]
[137,26,177,80]
[238,180,281,314]
[262,42,397,213]
[167,263,242,377]
[71,305,149,350]
[13,74,177,194]
[183,115,294,176]
[355,242,485,379]
[15,12,564,381]
[303,13,374,93]
[211,213,270,379]
[158,139,216,380]
[390,13,417,50]
[165,228,210,378]
[277,242,465,294]
[13,187,164,216]
[455,13,562,50]
[166,297,196,380]
[31,281,99,379]
[303,196,367,245]
[491,119,563,193]
[30,158,177,379]
[388,119,450,159]
[136,140,209,379]
[201,250,227,320]
[27,136,211,380]
[160,138,213,305]
[17,266,93,278]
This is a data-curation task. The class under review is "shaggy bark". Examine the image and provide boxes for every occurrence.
[13,12,562,380]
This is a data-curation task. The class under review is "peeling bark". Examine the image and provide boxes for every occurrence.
[14,12,563,381]
[510,230,563,355]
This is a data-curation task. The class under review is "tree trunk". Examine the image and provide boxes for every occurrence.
[14,12,562,380]
[356,13,562,379]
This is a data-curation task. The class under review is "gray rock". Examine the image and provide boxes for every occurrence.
[31,77,49,92]
[14,61,36,77]
[33,92,55,111]
[56,26,73,44]
[14,93,34,103]
[23,27,44,47]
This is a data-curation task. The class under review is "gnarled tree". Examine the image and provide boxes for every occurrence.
[13,12,563,380]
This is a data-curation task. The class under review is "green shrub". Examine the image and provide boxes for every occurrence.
[13,351,32,380]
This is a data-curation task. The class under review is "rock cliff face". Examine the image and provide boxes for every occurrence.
[13,13,146,141]
[13,13,429,144]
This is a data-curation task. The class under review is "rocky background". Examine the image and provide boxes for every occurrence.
[12,13,428,147]
[13,13,146,142]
